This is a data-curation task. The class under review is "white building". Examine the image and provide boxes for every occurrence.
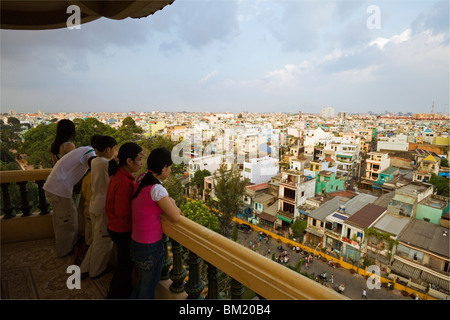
[243,156,279,185]
[278,168,316,224]
[377,134,409,152]
[304,127,333,155]
[364,152,391,181]
[188,154,224,180]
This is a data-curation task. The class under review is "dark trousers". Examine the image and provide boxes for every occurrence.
[106,228,133,299]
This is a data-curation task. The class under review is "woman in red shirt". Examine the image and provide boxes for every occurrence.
[105,142,143,299]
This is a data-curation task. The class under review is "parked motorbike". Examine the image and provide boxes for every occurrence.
[319,272,328,282]
[335,284,345,294]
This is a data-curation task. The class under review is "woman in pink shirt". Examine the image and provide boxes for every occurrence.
[130,147,182,299]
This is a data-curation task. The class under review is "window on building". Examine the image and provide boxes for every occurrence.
[283,202,295,214]
[284,188,296,200]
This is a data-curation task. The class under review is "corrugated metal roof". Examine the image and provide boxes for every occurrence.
[346,203,386,228]
[343,193,378,215]
[398,219,450,258]
[309,196,343,220]
[392,194,416,205]
[373,214,410,236]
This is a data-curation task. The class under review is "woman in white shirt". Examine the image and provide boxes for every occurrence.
[43,146,96,257]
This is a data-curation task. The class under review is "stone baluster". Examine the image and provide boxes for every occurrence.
[185,250,204,299]
[35,180,50,215]
[205,261,220,299]
[17,181,32,217]
[230,277,244,299]
[160,234,172,280]
[1,183,15,219]
[169,238,186,293]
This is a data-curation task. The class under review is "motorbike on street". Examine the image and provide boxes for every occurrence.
[319,272,328,282]
[335,283,345,294]
[328,260,336,268]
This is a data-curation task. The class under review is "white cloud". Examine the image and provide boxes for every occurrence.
[199,70,219,84]
[369,29,412,50]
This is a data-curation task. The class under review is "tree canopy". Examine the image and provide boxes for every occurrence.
[181,199,219,233]
[213,163,249,237]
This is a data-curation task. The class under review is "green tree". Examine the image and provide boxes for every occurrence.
[441,158,449,168]
[7,117,20,126]
[213,163,248,237]
[113,116,143,144]
[0,122,22,163]
[429,173,449,196]
[73,118,116,146]
[163,173,187,208]
[20,122,57,169]
[180,199,219,232]
[292,219,307,239]
[191,169,211,196]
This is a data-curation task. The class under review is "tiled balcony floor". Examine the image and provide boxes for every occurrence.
[1,238,112,299]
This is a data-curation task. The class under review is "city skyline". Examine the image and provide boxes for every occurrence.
[1,0,449,115]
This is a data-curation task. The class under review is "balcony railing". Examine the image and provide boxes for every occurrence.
[0,169,345,300]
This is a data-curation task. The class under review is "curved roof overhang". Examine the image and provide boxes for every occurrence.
[1,0,175,30]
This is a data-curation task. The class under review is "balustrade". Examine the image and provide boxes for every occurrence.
[0,169,345,300]
[1,169,51,218]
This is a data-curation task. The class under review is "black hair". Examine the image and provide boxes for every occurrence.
[108,142,143,176]
[90,135,102,150]
[93,135,117,152]
[132,147,173,199]
[50,119,76,155]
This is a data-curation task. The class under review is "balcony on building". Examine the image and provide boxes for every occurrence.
[1,169,345,300]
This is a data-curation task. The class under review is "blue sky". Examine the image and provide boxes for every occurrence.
[1,0,449,115]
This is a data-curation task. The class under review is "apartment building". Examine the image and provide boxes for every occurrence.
[413,150,441,183]
[361,152,391,190]
[316,139,360,178]
[277,168,315,226]
[391,219,450,299]
[303,127,332,154]
[320,194,378,253]
[377,134,409,152]
[242,156,279,185]
[188,154,224,180]
[340,204,387,263]
[364,152,391,180]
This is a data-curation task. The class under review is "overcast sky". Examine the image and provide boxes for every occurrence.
[1,0,449,115]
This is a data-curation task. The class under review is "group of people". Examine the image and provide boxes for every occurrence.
[275,249,291,264]
[42,119,183,299]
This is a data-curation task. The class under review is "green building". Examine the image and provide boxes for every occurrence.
[372,166,399,191]
[315,170,346,194]
[416,194,450,225]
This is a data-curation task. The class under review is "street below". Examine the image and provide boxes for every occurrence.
[235,227,412,300]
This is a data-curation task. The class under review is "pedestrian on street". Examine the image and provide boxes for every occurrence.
[362,289,367,299]
[331,274,334,284]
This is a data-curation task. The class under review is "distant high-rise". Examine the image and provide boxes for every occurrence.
[338,112,348,119]
[320,106,334,118]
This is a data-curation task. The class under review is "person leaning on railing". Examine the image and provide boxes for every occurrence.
[43,146,96,258]
[105,142,144,299]
[130,147,183,299]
